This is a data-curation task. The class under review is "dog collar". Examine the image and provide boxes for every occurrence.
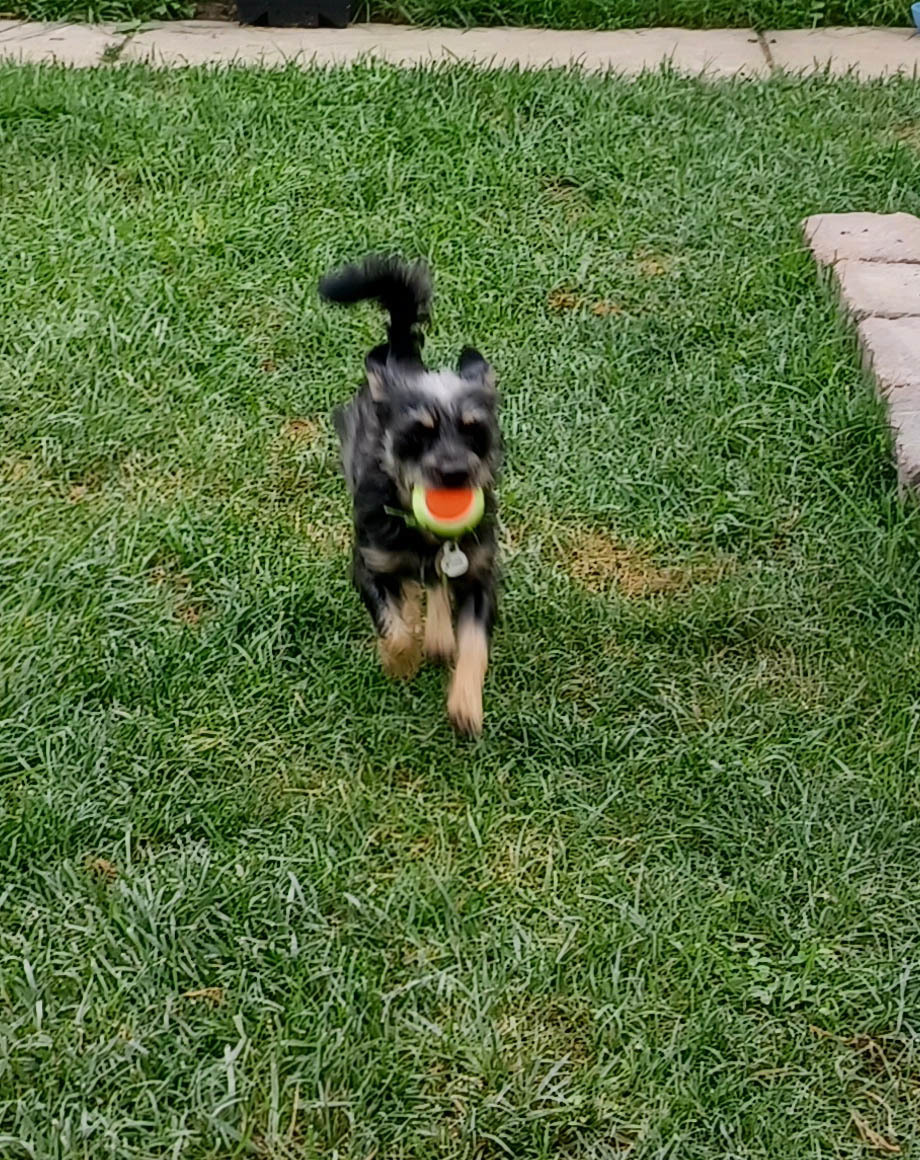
[382,504,473,578]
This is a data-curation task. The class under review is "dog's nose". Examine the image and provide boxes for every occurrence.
[439,468,469,489]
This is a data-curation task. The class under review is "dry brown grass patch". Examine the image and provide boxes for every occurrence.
[498,520,523,557]
[85,856,118,882]
[150,559,206,626]
[743,648,827,709]
[494,994,593,1069]
[1,456,34,484]
[809,1025,917,1156]
[548,287,623,317]
[562,527,726,597]
[540,176,581,201]
[590,299,623,317]
[548,287,583,313]
[62,471,104,503]
[894,124,920,152]
[183,987,225,1007]
[851,1111,900,1154]
[485,825,562,890]
[633,248,679,277]
[290,510,350,556]
[281,417,322,444]
[539,176,592,221]
[119,454,212,504]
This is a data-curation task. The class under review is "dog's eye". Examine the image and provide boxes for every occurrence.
[408,418,438,446]
[460,417,490,456]
[397,417,438,458]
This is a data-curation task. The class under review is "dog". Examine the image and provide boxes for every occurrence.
[319,256,500,736]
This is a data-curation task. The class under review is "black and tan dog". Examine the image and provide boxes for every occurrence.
[320,256,500,736]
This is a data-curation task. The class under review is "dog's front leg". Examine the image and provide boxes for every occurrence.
[354,555,422,679]
[424,583,456,664]
[447,579,495,736]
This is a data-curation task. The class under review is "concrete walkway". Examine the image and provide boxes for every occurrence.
[0,19,918,76]
[805,213,920,492]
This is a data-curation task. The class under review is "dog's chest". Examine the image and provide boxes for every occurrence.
[359,512,489,584]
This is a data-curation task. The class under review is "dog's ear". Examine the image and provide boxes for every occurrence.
[458,347,495,392]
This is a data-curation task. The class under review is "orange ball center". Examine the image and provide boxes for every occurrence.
[425,488,473,521]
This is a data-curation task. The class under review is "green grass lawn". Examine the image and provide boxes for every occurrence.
[3,62,920,1159]
[358,0,908,32]
[9,0,915,33]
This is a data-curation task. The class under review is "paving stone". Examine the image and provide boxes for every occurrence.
[836,259,920,320]
[889,410,920,489]
[856,317,920,489]
[8,20,920,77]
[120,21,286,65]
[858,317,920,397]
[0,20,122,64]
[803,212,920,267]
[121,21,767,75]
[806,215,920,493]
[766,26,920,78]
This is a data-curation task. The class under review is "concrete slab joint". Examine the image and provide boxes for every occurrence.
[804,212,920,491]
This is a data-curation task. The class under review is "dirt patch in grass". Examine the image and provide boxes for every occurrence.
[269,416,331,471]
[894,124,920,152]
[62,470,104,504]
[547,287,583,313]
[540,176,582,201]
[590,299,623,317]
[547,287,623,317]
[485,825,562,889]
[266,418,348,553]
[150,559,207,625]
[560,526,728,597]
[85,856,118,882]
[538,176,594,222]
[183,986,225,1006]
[289,511,350,556]
[633,248,680,277]
[281,417,323,444]
[809,1025,919,1156]
[495,994,594,1068]
[1,456,35,484]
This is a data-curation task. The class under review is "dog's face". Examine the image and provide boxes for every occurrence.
[373,349,499,496]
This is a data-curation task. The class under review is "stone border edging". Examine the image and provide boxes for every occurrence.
[0,20,918,76]
[804,212,920,491]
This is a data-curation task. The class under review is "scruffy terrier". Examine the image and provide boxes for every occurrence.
[319,256,500,736]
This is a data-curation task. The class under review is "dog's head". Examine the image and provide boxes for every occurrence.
[370,347,500,497]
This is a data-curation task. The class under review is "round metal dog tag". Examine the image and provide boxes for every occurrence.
[440,541,469,578]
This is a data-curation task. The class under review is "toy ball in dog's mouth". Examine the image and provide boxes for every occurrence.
[411,486,484,537]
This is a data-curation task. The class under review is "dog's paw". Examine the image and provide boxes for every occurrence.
[379,629,422,680]
[447,680,483,737]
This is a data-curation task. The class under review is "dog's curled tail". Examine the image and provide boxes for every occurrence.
[319,255,432,363]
